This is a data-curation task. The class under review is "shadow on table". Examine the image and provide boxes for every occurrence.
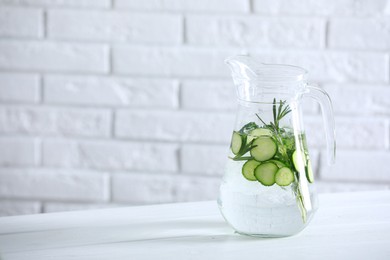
[0,217,278,254]
[110,217,276,245]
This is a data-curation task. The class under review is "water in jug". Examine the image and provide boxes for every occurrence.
[218,55,336,237]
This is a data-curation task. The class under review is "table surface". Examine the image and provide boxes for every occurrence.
[0,191,390,260]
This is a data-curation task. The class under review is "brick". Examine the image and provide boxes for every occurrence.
[323,51,389,83]
[247,51,388,83]
[253,0,388,16]
[48,10,181,44]
[328,18,390,51]
[44,139,178,172]
[0,137,37,166]
[113,46,230,77]
[315,181,389,193]
[320,150,390,182]
[111,173,175,203]
[43,202,126,213]
[0,40,108,73]
[305,117,387,149]
[181,144,228,175]
[0,0,110,8]
[45,139,182,172]
[0,200,41,216]
[77,140,178,171]
[115,110,234,143]
[181,80,235,111]
[44,141,224,174]
[323,84,390,115]
[115,0,249,13]
[186,16,324,48]
[43,139,79,167]
[44,75,179,108]
[0,7,42,38]
[0,168,109,202]
[0,73,40,103]
[0,106,111,137]
[174,176,220,202]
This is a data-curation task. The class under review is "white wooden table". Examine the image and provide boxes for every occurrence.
[0,191,389,260]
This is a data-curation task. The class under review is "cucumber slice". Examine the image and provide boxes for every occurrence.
[305,159,314,183]
[242,160,261,181]
[251,128,273,136]
[254,162,278,186]
[275,167,294,186]
[293,150,315,183]
[247,128,273,144]
[292,149,305,172]
[250,137,277,162]
[231,131,246,155]
[267,159,286,168]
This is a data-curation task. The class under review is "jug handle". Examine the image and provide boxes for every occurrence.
[304,84,336,165]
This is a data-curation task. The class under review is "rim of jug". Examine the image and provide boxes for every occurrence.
[225,55,308,84]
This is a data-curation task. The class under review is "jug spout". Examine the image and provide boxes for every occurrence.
[225,55,259,81]
[225,55,307,83]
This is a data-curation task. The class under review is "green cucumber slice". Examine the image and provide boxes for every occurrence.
[254,162,278,186]
[231,131,246,155]
[247,128,273,144]
[250,136,277,162]
[305,159,314,183]
[242,160,261,181]
[292,150,305,172]
[267,159,286,168]
[251,128,273,136]
[293,150,315,183]
[275,167,294,186]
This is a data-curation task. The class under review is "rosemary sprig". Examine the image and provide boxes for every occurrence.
[255,99,291,145]
[256,99,308,223]
[256,99,291,133]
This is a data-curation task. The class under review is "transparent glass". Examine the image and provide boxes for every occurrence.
[218,55,336,237]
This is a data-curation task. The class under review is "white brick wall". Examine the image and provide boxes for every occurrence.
[0,73,40,103]
[115,110,234,142]
[47,10,182,44]
[328,18,390,50]
[186,16,325,48]
[0,40,109,72]
[0,137,38,166]
[0,7,43,38]
[0,168,109,201]
[0,0,111,8]
[111,173,176,203]
[44,75,179,108]
[321,151,390,182]
[115,0,250,13]
[305,117,387,149]
[0,200,41,216]
[43,139,179,171]
[252,0,388,16]
[181,144,228,175]
[0,0,389,216]
[112,46,230,77]
[0,106,111,137]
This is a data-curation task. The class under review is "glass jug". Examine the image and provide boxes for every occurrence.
[218,55,336,237]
